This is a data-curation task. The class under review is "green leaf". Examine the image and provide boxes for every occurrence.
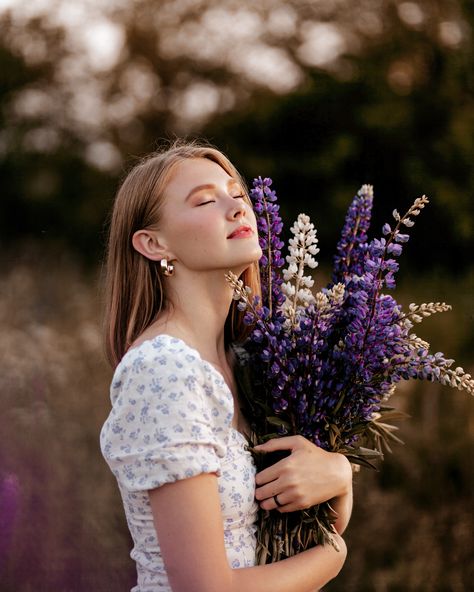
[378,408,410,422]
[350,446,383,459]
[266,416,292,429]
[345,454,381,470]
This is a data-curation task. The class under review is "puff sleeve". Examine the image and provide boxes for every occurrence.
[100,337,234,491]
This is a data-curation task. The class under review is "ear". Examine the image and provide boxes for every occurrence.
[132,229,174,262]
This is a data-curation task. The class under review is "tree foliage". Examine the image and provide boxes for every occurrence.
[0,0,472,268]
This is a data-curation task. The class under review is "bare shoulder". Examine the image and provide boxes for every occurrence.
[127,321,183,354]
[127,331,159,353]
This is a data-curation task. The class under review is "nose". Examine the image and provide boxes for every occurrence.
[227,196,246,220]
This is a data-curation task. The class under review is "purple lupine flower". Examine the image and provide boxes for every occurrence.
[249,177,285,314]
[332,184,373,284]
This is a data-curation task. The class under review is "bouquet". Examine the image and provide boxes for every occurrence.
[226,178,474,565]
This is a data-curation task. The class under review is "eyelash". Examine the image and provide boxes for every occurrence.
[197,194,246,206]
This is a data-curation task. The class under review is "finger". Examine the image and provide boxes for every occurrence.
[255,478,284,501]
[255,460,289,486]
[258,495,312,514]
[254,435,307,453]
[268,495,308,514]
[259,492,288,512]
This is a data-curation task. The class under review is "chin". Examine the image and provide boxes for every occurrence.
[249,245,263,262]
[226,245,262,276]
[231,259,260,278]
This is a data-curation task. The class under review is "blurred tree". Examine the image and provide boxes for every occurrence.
[0,0,472,268]
[203,0,474,271]
[0,12,116,259]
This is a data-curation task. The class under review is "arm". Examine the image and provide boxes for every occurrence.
[254,436,353,534]
[328,464,353,535]
[149,471,346,592]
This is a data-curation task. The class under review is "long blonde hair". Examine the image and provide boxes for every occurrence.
[103,139,261,367]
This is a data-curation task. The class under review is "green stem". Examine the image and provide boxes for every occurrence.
[263,199,273,317]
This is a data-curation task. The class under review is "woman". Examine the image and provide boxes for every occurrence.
[100,140,353,592]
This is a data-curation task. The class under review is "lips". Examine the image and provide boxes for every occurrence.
[227,225,254,239]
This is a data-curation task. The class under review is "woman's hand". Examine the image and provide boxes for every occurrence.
[253,435,353,533]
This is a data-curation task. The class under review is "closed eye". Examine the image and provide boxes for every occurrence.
[197,194,245,206]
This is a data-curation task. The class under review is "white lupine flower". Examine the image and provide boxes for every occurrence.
[382,383,397,402]
[402,302,452,327]
[328,283,345,305]
[285,262,298,276]
[297,288,315,305]
[282,282,296,296]
[301,276,314,288]
[280,212,320,325]
[313,284,345,315]
[315,291,329,311]
[225,271,245,300]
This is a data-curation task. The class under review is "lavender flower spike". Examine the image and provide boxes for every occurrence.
[249,177,285,314]
[333,184,373,284]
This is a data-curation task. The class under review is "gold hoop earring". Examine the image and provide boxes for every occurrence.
[160,258,174,276]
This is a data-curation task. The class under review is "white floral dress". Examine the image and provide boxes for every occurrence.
[100,334,258,592]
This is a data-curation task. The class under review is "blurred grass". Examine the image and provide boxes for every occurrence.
[0,246,134,591]
[0,247,472,591]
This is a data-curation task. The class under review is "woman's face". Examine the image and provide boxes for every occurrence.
[158,157,262,274]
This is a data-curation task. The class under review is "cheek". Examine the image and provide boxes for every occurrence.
[171,212,221,255]
[186,215,216,239]
[248,208,258,225]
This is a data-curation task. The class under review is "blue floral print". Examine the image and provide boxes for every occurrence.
[100,335,258,592]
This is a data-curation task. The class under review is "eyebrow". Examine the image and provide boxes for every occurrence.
[184,178,240,202]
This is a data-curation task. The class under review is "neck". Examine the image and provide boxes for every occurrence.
[156,268,240,365]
